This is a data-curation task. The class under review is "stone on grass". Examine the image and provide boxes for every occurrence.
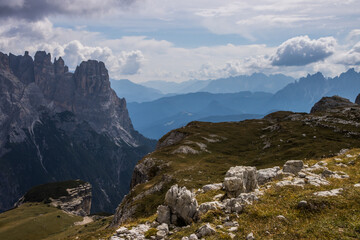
[257,166,281,185]
[283,160,304,174]
[196,223,216,238]
[313,188,343,197]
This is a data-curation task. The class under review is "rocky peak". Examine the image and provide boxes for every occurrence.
[0,52,10,72]
[310,95,356,113]
[356,94,360,105]
[54,57,67,75]
[9,52,35,84]
[74,60,110,97]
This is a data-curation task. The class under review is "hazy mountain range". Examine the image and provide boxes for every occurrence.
[121,69,360,139]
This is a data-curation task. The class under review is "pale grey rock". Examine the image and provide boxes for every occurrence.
[229,226,238,232]
[198,201,223,215]
[223,192,260,213]
[283,160,304,174]
[157,205,171,224]
[181,237,189,240]
[354,183,360,187]
[257,166,280,185]
[246,232,255,240]
[165,185,198,225]
[224,166,258,198]
[277,215,286,221]
[116,227,129,234]
[202,183,222,192]
[313,188,343,197]
[157,223,169,234]
[156,230,167,239]
[189,234,198,240]
[276,177,306,187]
[172,146,199,154]
[196,223,215,238]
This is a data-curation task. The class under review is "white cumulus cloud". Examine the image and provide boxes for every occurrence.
[271,36,336,66]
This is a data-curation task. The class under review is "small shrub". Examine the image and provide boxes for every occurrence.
[144,228,157,238]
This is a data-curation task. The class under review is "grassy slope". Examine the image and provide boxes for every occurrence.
[125,109,360,220]
[0,203,114,240]
[170,149,360,240]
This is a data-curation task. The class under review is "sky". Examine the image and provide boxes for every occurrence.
[0,0,359,83]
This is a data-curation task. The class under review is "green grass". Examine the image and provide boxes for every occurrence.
[124,110,360,221]
[0,203,115,240]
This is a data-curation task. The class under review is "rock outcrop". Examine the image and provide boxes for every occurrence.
[310,96,356,113]
[356,94,360,105]
[15,180,92,216]
[164,185,199,225]
[224,166,258,198]
[0,51,155,213]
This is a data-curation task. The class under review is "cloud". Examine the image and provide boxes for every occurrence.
[337,42,360,65]
[271,36,336,66]
[0,0,136,21]
[59,40,144,75]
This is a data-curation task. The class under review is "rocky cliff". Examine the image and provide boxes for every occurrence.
[0,51,156,213]
[15,180,92,216]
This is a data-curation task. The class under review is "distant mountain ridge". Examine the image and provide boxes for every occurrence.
[0,51,155,213]
[141,73,295,95]
[128,68,360,139]
[110,79,165,103]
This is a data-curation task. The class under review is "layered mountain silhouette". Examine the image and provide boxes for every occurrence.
[0,51,155,213]
[128,69,360,139]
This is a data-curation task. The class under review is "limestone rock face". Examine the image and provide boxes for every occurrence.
[224,166,258,198]
[164,185,198,225]
[0,51,155,213]
[156,205,171,225]
[310,96,356,113]
[283,160,304,174]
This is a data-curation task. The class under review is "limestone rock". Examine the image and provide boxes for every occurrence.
[165,185,198,225]
[131,157,157,188]
[224,166,258,198]
[257,166,281,185]
[189,234,198,240]
[202,183,223,192]
[313,188,343,197]
[283,160,304,174]
[198,201,223,215]
[157,205,171,224]
[172,146,199,154]
[246,232,255,240]
[196,223,215,238]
